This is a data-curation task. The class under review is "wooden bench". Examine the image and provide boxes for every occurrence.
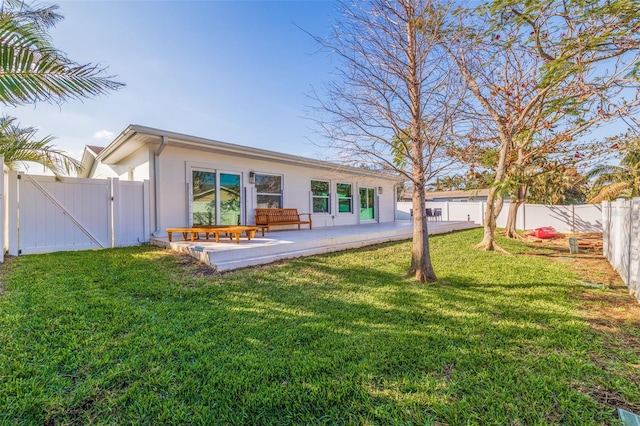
[166,226,260,244]
[255,208,312,233]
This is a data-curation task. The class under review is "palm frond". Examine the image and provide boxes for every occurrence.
[585,164,625,180]
[2,0,63,30]
[0,114,80,175]
[0,14,123,105]
[588,181,632,204]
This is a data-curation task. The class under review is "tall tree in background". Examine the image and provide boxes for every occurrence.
[436,0,640,249]
[494,0,640,238]
[0,0,123,105]
[436,9,544,250]
[526,164,588,205]
[313,0,464,282]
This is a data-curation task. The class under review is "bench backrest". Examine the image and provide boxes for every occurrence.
[255,208,301,224]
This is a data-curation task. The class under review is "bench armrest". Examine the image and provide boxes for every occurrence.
[299,213,312,221]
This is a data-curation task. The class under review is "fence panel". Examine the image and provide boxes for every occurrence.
[10,174,149,255]
[117,180,148,246]
[444,202,481,222]
[603,199,640,303]
[397,201,602,234]
[18,175,111,254]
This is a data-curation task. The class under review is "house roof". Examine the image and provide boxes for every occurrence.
[78,144,105,178]
[86,145,105,155]
[96,124,402,182]
[425,189,491,199]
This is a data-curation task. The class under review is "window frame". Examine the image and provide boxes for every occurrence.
[311,179,331,214]
[255,172,283,209]
[336,182,353,214]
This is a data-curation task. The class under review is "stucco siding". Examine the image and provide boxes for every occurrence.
[155,146,396,232]
[89,161,119,179]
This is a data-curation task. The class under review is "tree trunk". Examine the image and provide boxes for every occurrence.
[408,185,437,282]
[504,185,527,239]
[477,186,500,250]
[477,186,510,252]
[405,5,436,283]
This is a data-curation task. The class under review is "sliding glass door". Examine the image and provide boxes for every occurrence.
[359,187,375,221]
[219,172,241,225]
[191,170,241,226]
[192,170,216,226]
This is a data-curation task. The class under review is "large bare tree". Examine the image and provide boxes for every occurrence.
[312,0,465,282]
[498,0,640,239]
[437,0,640,250]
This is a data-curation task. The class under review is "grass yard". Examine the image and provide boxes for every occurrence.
[0,228,638,425]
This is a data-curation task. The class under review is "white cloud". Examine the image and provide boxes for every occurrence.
[93,130,114,139]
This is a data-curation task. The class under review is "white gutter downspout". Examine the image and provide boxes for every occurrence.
[152,136,169,236]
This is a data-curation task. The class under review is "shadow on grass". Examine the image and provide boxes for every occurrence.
[0,242,635,425]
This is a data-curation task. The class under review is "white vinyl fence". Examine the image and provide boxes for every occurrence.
[602,199,640,303]
[396,201,602,234]
[3,171,150,256]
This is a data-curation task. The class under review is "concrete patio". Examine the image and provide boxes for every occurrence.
[151,220,480,271]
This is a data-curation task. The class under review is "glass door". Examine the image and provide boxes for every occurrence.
[192,170,216,226]
[191,170,242,226]
[359,187,375,221]
[219,172,241,225]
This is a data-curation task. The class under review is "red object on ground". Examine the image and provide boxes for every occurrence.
[534,227,556,239]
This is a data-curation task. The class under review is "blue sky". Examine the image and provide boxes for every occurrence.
[5,0,634,175]
[7,0,338,164]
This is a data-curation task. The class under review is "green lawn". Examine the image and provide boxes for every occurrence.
[0,229,637,425]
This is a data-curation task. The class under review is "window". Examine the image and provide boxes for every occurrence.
[337,183,352,213]
[255,173,282,208]
[311,180,330,213]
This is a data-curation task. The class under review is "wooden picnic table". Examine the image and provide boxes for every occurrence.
[166,226,261,244]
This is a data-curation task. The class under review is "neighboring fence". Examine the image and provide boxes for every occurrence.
[396,201,602,234]
[602,200,640,303]
[3,172,150,256]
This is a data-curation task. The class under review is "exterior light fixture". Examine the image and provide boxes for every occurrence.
[249,171,255,184]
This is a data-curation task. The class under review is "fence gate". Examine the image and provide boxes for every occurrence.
[0,173,148,259]
[16,175,112,255]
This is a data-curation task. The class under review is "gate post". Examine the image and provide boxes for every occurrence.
[111,178,120,248]
[0,159,4,262]
[6,170,18,256]
[143,180,151,242]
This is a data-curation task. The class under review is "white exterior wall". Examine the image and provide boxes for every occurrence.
[117,146,152,181]
[151,146,396,234]
[89,160,120,179]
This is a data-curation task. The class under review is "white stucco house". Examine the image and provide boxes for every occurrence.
[80,125,402,238]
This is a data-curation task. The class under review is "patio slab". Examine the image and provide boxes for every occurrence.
[151,220,480,271]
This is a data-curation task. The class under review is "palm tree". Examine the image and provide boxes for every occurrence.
[0,115,80,175]
[587,148,640,204]
[0,0,123,105]
[527,165,588,205]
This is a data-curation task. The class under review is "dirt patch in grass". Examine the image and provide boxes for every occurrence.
[518,232,603,255]
[166,250,220,280]
[573,382,636,412]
